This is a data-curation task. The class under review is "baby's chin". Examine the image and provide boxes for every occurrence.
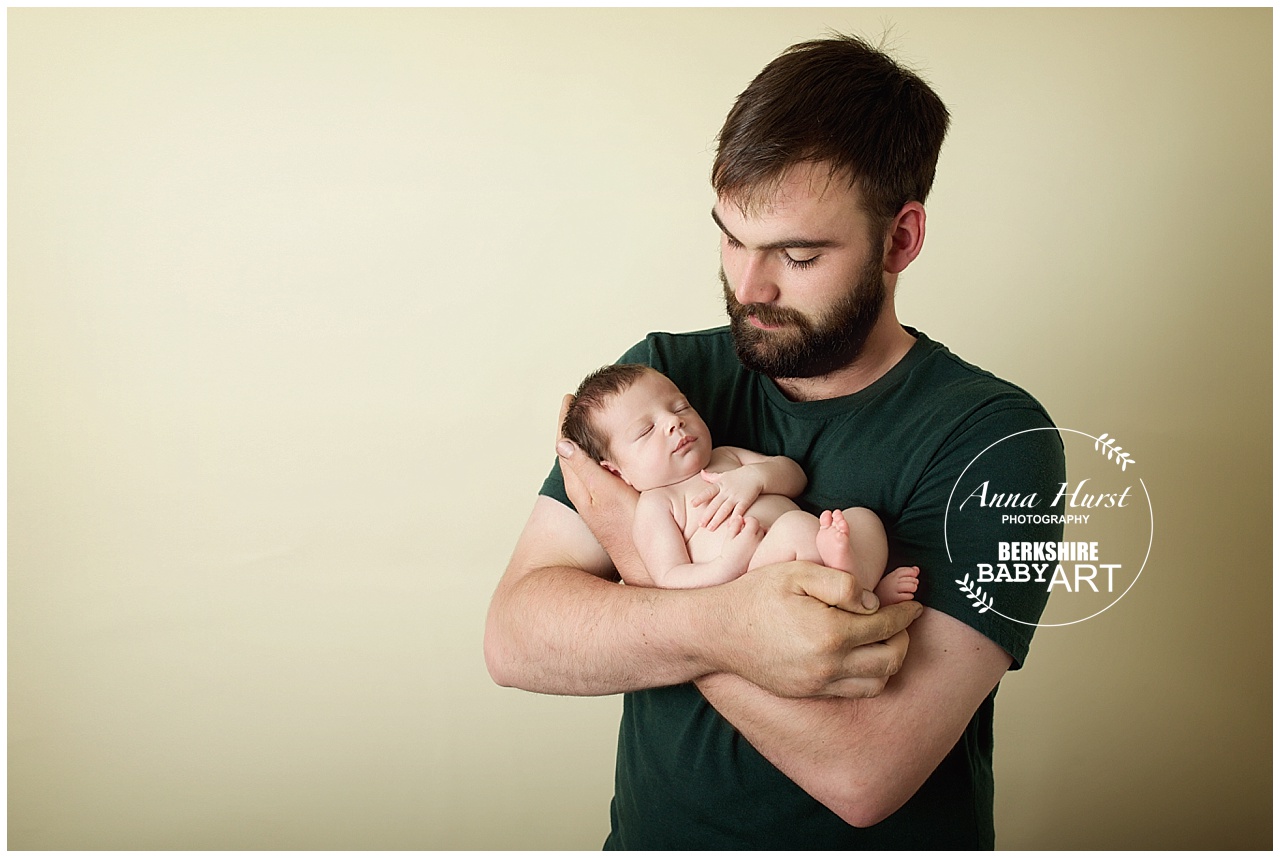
[631,449,713,491]
[674,450,713,482]
[635,463,706,492]
[671,456,713,487]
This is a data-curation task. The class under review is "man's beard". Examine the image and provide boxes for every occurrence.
[721,255,886,380]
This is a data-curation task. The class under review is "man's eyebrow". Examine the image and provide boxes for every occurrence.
[710,207,838,251]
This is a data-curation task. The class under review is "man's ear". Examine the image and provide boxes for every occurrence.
[882,202,926,275]
[599,460,632,487]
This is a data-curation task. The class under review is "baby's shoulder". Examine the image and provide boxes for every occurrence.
[641,481,699,531]
[707,446,748,472]
[637,484,683,517]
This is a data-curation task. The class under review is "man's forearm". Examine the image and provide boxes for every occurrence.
[486,560,721,695]
[695,608,1011,828]
[487,497,920,700]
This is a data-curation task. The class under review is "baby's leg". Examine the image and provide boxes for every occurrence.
[813,509,856,575]
[746,509,862,579]
[747,508,917,605]
[838,506,917,606]
[748,508,871,580]
[834,508,888,594]
[746,509,822,571]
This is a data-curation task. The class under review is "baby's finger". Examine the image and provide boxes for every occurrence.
[701,497,730,530]
[707,499,736,531]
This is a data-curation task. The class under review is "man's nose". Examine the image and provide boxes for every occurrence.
[734,255,779,305]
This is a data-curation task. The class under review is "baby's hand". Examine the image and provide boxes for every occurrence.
[718,514,763,571]
[692,468,765,531]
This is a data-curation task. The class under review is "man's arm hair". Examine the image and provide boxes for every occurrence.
[696,607,1009,827]
[485,496,714,695]
[693,405,1064,824]
[486,445,919,701]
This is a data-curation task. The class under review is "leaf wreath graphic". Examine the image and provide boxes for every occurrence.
[955,574,994,614]
[1094,433,1135,472]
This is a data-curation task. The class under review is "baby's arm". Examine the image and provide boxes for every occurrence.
[635,490,762,589]
[693,447,807,530]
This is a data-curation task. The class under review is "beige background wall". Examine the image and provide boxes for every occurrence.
[9,8,1270,850]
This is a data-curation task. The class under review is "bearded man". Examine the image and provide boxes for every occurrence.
[485,34,1064,849]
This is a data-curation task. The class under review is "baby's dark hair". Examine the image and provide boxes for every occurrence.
[562,363,655,463]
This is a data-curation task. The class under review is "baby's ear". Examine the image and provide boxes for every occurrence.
[599,460,631,486]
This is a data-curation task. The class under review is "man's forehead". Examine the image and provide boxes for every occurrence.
[718,161,860,216]
[713,181,867,251]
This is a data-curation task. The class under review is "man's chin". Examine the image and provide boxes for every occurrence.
[734,342,802,378]
[732,322,802,362]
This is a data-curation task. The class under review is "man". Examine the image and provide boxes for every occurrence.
[485,34,1064,849]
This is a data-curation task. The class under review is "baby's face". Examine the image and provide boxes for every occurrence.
[596,371,713,492]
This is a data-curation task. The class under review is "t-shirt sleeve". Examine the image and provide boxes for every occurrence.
[892,404,1067,669]
[538,338,661,510]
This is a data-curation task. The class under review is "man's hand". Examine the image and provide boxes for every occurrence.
[712,560,922,698]
[556,394,649,585]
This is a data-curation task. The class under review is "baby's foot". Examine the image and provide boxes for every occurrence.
[815,509,856,575]
[875,565,920,606]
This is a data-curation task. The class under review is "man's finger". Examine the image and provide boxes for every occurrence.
[821,629,912,697]
[557,438,588,509]
[558,435,642,518]
[828,602,922,650]
[559,439,609,494]
[816,676,892,699]
[556,393,574,444]
[791,562,924,630]
[787,562,871,612]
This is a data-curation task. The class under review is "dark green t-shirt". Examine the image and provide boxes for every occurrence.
[540,327,1065,849]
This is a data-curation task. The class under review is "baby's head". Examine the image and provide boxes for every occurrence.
[563,364,714,491]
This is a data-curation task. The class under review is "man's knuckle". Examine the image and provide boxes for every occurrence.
[802,672,829,697]
[885,647,907,675]
[813,627,845,658]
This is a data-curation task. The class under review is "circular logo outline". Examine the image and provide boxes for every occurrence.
[943,427,1153,628]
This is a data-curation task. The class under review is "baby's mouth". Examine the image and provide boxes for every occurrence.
[674,435,696,453]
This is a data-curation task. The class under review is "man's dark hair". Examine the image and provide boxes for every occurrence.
[561,363,654,463]
[712,33,950,226]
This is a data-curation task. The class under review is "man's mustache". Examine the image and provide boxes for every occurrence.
[719,271,809,329]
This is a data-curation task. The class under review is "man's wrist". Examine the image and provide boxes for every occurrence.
[683,581,742,678]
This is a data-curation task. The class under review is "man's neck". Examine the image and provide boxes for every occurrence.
[772,317,917,403]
